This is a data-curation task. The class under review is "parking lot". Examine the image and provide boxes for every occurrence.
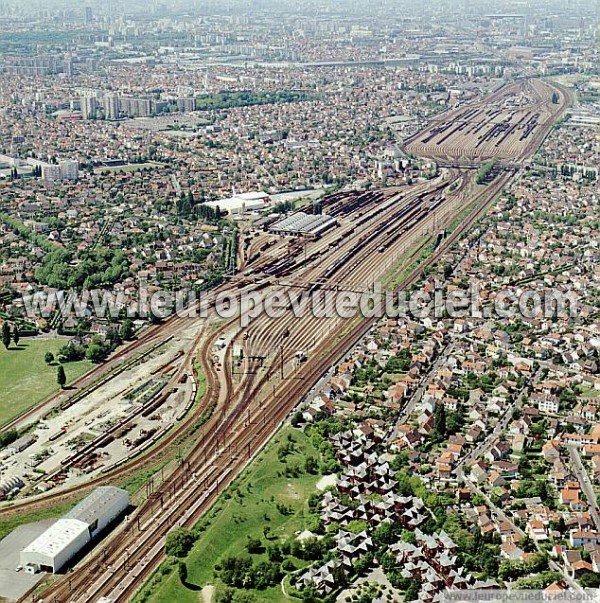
[0,519,54,601]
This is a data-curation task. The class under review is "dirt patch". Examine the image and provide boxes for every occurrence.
[316,474,337,491]
[201,584,215,603]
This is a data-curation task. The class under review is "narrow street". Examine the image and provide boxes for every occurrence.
[567,444,600,532]
[456,466,582,591]
[387,342,455,442]
[455,368,541,472]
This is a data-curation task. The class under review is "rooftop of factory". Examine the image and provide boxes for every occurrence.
[64,485,129,526]
[270,211,337,236]
[21,518,89,558]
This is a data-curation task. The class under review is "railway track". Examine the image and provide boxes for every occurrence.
[1,325,176,434]
[405,78,570,165]
[0,174,506,524]
[242,181,462,364]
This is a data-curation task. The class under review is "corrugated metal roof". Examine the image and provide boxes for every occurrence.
[271,211,336,234]
[64,486,129,525]
[21,518,89,558]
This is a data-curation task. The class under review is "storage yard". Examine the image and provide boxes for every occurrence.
[0,332,198,501]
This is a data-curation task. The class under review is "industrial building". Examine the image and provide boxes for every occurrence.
[269,211,337,238]
[3,434,35,455]
[0,475,24,498]
[20,486,129,574]
[206,191,271,215]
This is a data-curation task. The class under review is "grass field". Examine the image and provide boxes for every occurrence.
[0,498,79,542]
[0,337,92,427]
[136,426,322,603]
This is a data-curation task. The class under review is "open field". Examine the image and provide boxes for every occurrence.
[405,78,568,165]
[136,426,321,603]
[0,338,92,427]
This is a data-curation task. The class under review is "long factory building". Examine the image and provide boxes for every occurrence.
[20,486,129,573]
[269,211,337,237]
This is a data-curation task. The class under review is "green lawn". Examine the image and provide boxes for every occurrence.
[580,387,600,399]
[0,337,92,427]
[136,427,322,603]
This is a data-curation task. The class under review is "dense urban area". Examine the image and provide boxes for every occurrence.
[0,1,598,603]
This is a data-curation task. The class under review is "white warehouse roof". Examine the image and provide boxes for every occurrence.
[270,211,337,235]
[206,191,270,214]
[235,191,270,202]
[22,518,89,558]
[65,485,128,525]
[20,486,129,573]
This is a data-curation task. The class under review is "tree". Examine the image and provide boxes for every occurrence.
[0,429,18,449]
[580,572,600,588]
[86,338,110,363]
[253,560,282,589]
[267,544,282,562]
[304,456,318,474]
[107,327,122,348]
[214,586,235,603]
[373,521,398,546]
[291,411,303,427]
[405,578,421,601]
[520,534,536,553]
[165,528,195,558]
[12,326,20,347]
[220,555,253,588]
[447,404,465,435]
[45,352,55,365]
[120,319,135,341]
[301,584,321,603]
[301,537,325,561]
[1,321,10,349]
[178,561,188,584]
[246,536,263,554]
[57,365,67,389]
[433,404,447,438]
[232,593,257,603]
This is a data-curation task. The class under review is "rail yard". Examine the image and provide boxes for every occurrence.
[0,77,570,603]
[405,78,570,165]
